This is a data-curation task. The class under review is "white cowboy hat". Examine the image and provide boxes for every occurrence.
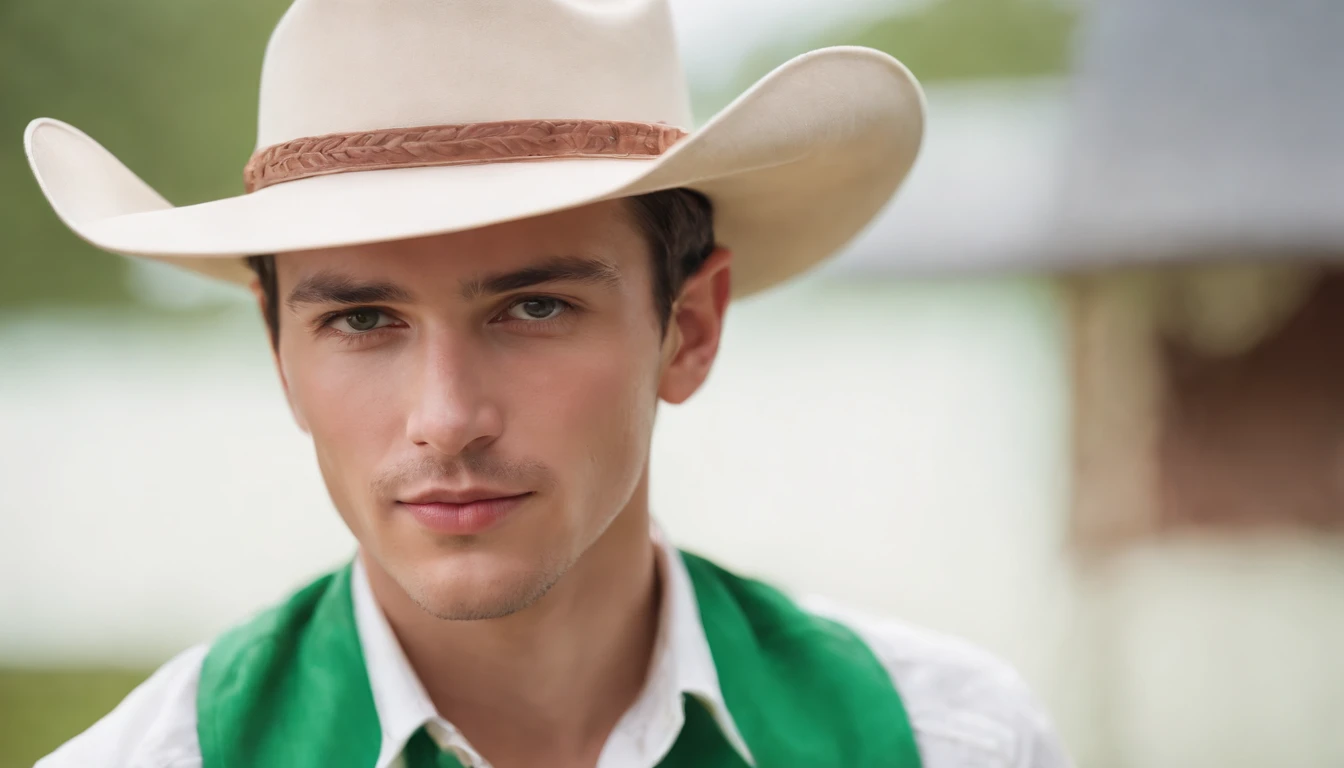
[23,0,924,299]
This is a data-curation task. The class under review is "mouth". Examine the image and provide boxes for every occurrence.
[396,489,533,536]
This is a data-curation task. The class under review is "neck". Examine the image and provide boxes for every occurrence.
[363,472,661,767]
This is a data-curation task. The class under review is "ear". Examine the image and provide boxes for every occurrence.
[658,247,732,405]
[250,276,310,434]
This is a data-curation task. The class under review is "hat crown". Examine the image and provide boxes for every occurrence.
[256,0,693,149]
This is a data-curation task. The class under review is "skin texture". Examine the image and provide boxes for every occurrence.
[257,199,732,767]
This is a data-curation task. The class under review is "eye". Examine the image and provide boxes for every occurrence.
[505,297,570,322]
[328,308,395,333]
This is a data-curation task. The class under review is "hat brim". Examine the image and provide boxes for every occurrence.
[24,46,923,299]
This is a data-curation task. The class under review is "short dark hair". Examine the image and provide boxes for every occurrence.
[247,188,714,345]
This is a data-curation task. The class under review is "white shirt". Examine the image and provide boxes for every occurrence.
[35,536,1072,768]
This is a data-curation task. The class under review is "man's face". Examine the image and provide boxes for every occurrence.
[268,200,726,620]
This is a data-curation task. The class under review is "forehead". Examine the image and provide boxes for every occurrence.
[273,198,648,287]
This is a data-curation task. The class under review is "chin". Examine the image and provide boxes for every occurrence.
[400,547,565,621]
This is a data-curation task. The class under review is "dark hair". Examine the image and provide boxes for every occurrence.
[246,188,714,345]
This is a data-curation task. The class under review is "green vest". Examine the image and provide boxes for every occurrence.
[196,551,922,767]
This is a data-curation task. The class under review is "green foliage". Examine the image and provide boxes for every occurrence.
[0,0,290,308]
[0,667,151,767]
[842,0,1077,81]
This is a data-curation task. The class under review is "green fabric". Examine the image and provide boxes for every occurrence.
[657,694,752,767]
[678,551,921,767]
[197,567,383,768]
[198,552,921,768]
[403,728,466,768]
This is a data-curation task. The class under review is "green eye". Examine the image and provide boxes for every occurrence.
[508,298,567,321]
[343,309,382,332]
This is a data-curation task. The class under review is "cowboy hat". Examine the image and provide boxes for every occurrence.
[23,0,924,299]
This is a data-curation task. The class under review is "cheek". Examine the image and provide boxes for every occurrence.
[283,347,405,507]
[502,333,659,496]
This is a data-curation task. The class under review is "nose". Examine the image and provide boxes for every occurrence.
[404,335,503,457]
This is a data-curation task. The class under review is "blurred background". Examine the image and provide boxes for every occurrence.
[3,0,1344,766]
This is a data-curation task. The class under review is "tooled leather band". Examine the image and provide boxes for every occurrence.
[243,119,687,193]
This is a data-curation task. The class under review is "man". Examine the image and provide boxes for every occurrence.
[25,1,1070,766]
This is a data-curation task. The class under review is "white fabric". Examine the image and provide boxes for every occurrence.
[33,536,1071,768]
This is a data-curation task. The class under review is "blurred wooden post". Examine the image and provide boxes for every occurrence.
[1067,270,1165,551]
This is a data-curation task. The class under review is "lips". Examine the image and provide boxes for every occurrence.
[400,486,528,506]
[397,488,531,535]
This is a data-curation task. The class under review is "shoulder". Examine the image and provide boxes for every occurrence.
[196,567,347,701]
[800,595,1073,768]
[35,570,349,768]
[33,644,207,768]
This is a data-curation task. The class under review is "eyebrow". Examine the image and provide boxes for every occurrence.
[284,255,622,311]
[285,272,414,311]
[461,255,622,300]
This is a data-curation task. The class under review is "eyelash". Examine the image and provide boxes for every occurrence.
[313,295,578,343]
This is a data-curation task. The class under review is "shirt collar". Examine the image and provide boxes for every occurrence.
[351,529,755,768]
